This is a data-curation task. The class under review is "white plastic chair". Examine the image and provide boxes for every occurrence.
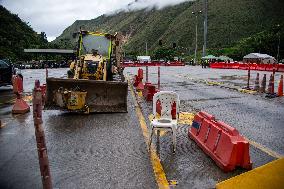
[148,91,179,153]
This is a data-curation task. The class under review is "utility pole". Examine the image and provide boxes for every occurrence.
[192,11,202,65]
[203,0,208,57]
[277,35,281,61]
[146,42,148,56]
[276,24,281,61]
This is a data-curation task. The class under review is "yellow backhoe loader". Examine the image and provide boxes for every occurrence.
[45,30,128,113]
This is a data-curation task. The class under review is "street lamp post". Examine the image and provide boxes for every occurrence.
[276,24,281,61]
[203,0,208,57]
[192,10,202,65]
[145,42,148,56]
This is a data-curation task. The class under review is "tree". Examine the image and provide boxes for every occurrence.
[153,47,177,61]
[40,32,48,43]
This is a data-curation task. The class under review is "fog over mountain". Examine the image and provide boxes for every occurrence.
[0,0,190,41]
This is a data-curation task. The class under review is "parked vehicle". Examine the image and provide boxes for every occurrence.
[0,59,15,87]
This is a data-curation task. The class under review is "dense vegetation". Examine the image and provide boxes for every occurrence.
[54,0,284,60]
[0,5,48,61]
[1,0,283,61]
[209,25,284,61]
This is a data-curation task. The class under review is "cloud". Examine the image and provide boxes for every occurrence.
[126,0,191,10]
[1,0,191,40]
[1,0,133,40]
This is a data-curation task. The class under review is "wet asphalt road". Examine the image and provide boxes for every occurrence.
[0,68,157,189]
[0,66,283,189]
[126,66,283,188]
[126,66,284,155]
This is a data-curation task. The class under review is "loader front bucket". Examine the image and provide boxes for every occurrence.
[45,78,128,113]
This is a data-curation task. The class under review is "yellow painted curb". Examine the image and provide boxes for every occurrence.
[238,88,257,94]
[178,112,195,125]
[216,158,284,189]
[127,76,170,189]
[23,95,33,102]
[244,137,283,159]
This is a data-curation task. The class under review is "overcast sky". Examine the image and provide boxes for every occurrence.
[0,0,190,41]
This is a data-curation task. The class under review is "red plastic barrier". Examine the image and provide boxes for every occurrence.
[210,63,223,69]
[249,63,257,70]
[265,64,276,71]
[136,81,144,91]
[210,62,238,69]
[210,62,284,72]
[256,64,266,71]
[133,75,139,87]
[143,83,158,101]
[278,64,284,72]
[221,62,228,69]
[122,61,185,67]
[189,112,252,172]
[166,61,185,66]
[12,75,23,94]
[138,68,143,79]
[238,63,249,70]
[135,68,144,91]
[209,63,217,68]
[230,62,239,69]
[220,62,227,69]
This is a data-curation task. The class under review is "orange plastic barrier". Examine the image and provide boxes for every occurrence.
[189,111,252,172]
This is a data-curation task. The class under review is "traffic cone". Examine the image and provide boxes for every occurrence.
[12,75,30,114]
[278,75,283,97]
[271,74,275,94]
[253,73,260,91]
[244,67,251,90]
[267,74,272,94]
[266,74,276,98]
[260,74,266,93]
[12,98,30,114]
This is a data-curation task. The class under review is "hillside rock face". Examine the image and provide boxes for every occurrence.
[54,0,284,53]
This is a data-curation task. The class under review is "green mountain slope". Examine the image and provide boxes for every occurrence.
[0,5,48,60]
[54,0,284,59]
